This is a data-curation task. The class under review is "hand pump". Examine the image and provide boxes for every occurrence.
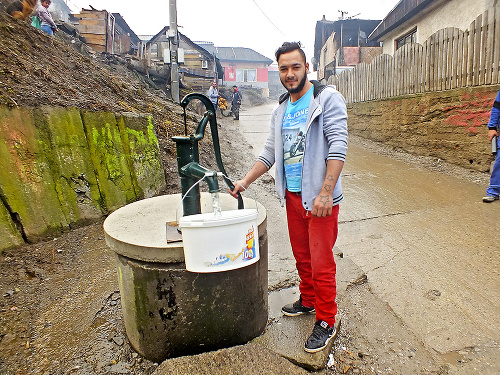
[172,93,244,216]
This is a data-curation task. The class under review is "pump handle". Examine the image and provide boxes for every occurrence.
[180,93,244,209]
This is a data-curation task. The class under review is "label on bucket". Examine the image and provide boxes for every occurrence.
[206,225,257,268]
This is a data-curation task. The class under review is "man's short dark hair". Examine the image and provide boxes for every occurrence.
[275,42,306,63]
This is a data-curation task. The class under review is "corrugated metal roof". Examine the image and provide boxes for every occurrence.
[200,45,273,65]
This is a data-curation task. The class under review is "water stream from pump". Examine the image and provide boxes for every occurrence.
[211,192,222,216]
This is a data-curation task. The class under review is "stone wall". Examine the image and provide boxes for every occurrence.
[346,85,500,172]
[0,106,166,251]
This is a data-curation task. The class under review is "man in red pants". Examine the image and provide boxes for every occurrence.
[230,42,347,353]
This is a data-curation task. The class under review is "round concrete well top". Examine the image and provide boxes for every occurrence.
[103,193,266,263]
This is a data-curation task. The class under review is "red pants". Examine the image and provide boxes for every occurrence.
[285,190,338,326]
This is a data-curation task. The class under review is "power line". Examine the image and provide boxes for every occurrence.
[251,0,285,36]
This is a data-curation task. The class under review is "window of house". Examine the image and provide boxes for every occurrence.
[235,69,257,82]
[246,69,257,82]
[396,28,417,50]
[151,43,158,58]
[202,60,208,69]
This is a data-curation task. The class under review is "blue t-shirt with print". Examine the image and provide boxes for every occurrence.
[282,86,313,192]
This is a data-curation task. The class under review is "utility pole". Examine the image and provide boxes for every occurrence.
[169,0,180,103]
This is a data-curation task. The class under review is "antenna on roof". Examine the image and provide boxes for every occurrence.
[347,13,361,19]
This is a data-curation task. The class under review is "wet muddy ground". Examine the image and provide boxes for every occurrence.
[0,110,497,374]
[2,10,488,374]
[0,221,160,374]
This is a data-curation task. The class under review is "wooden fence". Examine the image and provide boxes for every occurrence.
[330,9,500,103]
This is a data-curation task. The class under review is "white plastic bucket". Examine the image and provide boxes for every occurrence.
[178,209,259,273]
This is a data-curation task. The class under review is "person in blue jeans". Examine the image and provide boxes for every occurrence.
[208,81,219,113]
[36,0,57,36]
[483,89,500,203]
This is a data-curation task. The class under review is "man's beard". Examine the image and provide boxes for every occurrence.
[282,73,307,94]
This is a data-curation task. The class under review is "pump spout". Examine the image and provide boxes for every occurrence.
[180,162,220,193]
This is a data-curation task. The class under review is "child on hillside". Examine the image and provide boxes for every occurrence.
[36,0,57,36]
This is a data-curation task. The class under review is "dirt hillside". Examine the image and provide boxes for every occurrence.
[0,10,216,192]
[0,11,171,113]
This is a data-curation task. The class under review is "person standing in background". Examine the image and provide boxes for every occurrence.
[483,88,500,203]
[208,81,219,114]
[231,85,242,120]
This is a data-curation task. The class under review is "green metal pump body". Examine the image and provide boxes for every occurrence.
[172,93,243,216]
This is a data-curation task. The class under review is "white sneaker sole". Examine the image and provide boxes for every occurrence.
[483,196,499,203]
[304,333,334,353]
[304,319,341,353]
[281,309,315,317]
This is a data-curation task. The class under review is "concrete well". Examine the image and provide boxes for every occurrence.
[103,193,268,362]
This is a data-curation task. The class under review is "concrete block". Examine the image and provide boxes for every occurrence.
[81,111,137,212]
[0,107,69,242]
[40,106,102,223]
[106,194,268,363]
[153,342,310,375]
[117,113,166,198]
[255,254,365,372]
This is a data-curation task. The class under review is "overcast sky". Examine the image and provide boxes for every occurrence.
[64,0,397,69]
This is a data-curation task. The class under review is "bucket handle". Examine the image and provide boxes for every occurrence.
[175,173,259,225]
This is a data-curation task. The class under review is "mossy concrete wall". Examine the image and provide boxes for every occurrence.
[0,106,166,251]
[347,85,500,172]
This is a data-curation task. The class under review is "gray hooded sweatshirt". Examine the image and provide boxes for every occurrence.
[257,80,348,210]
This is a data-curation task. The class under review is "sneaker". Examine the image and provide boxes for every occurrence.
[482,195,499,203]
[281,297,315,316]
[304,320,336,353]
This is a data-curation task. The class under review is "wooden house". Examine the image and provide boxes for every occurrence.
[145,27,223,91]
[73,9,139,55]
[74,9,115,53]
[112,13,141,55]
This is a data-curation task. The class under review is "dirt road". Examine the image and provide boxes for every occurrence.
[238,104,500,374]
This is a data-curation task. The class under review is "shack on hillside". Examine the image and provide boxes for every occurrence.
[73,8,139,55]
[73,9,114,53]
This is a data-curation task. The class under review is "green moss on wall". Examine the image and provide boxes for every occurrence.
[0,106,167,251]
[40,107,103,224]
[0,196,24,251]
[118,114,166,198]
[82,112,138,213]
